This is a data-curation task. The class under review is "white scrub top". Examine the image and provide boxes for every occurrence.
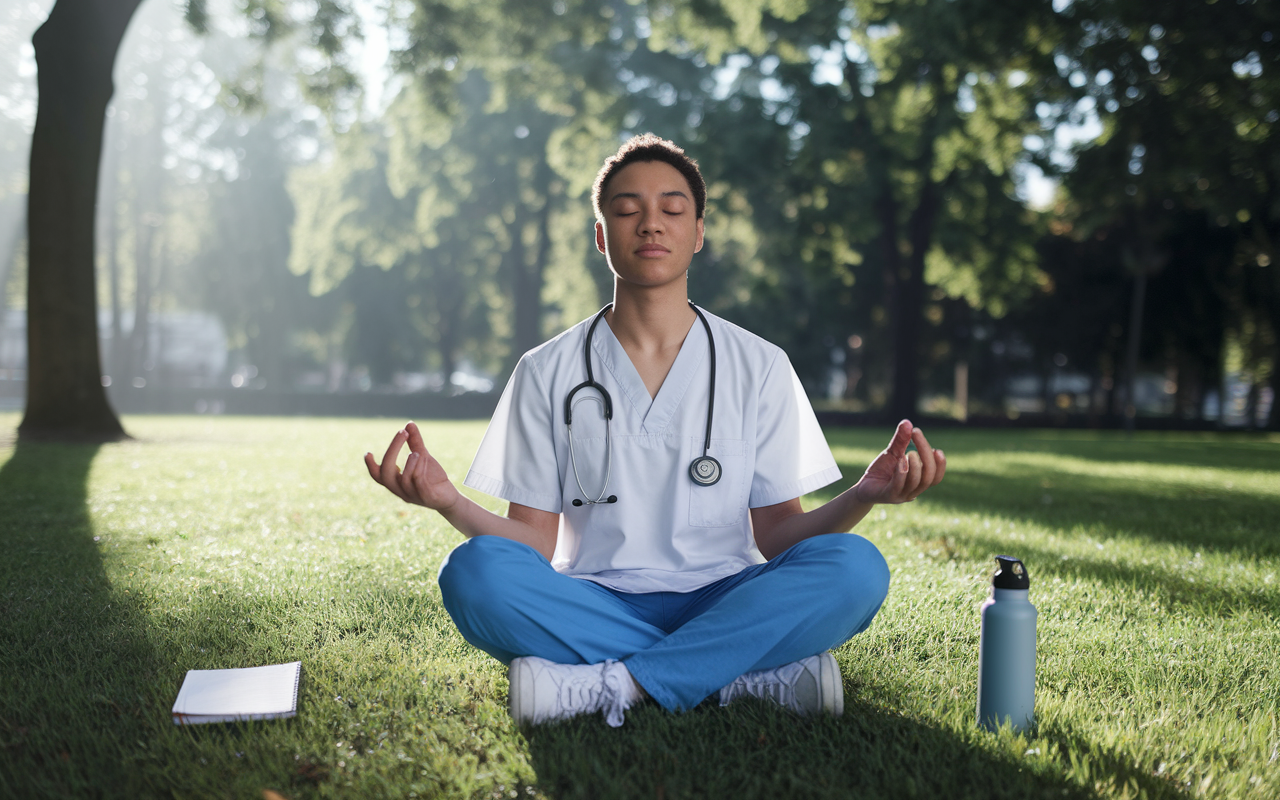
[463,309,841,594]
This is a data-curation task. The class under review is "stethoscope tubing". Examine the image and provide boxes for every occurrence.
[567,394,614,505]
[566,301,719,506]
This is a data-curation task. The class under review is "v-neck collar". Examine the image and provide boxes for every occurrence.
[592,313,708,435]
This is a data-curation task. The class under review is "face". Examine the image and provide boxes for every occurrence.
[595,160,704,289]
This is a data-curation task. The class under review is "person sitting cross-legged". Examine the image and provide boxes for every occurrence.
[365,133,946,727]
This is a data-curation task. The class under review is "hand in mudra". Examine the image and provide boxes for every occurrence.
[364,421,461,512]
[853,419,946,505]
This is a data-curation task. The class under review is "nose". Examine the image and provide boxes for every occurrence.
[637,204,665,235]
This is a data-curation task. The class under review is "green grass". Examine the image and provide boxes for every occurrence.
[1,415,1278,799]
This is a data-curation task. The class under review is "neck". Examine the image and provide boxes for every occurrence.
[607,275,695,352]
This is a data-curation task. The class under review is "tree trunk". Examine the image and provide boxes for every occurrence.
[152,231,168,385]
[1269,340,1280,431]
[886,172,945,421]
[1267,296,1280,431]
[1122,269,1147,433]
[101,120,123,381]
[523,190,554,354]
[510,177,551,364]
[20,0,140,440]
[129,202,155,381]
[876,186,906,418]
[0,198,24,313]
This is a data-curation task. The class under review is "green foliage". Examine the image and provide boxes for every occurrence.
[288,0,748,374]
[1052,0,1280,390]
[69,0,1276,413]
[2,415,1280,797]
[654,0,1067,403]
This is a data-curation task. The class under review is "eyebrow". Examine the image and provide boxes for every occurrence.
[609,191,690,202]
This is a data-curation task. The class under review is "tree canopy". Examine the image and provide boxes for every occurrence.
[9,0,1277,432]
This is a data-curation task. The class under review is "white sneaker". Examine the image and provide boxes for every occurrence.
[508,656,638,727]
[718,651,844,717]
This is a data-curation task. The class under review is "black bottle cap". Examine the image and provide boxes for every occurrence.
[992,556,1030,590]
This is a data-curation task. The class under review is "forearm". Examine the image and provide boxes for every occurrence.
[754,485,875,560]
[437,495,557,561]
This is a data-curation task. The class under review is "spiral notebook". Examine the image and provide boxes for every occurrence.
[172,662,301,725]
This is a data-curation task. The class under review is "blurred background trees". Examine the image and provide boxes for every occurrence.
[1,0,1275,429]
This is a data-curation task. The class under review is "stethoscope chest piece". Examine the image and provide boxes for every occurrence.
[689,455,722,486]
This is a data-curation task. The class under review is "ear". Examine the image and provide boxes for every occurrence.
[595,220,606,255]
[694,216,705,254]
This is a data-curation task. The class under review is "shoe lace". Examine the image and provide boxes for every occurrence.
[598,660,629,728]
[552,660,629,727]
[720,661,806,710]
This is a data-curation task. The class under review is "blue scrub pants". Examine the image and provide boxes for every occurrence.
[437,533,890,712]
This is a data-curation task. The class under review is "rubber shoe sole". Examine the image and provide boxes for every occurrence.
[799,651,844,717]
[508,657,541,725]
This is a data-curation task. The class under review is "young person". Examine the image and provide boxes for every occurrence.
[365,134,946,727]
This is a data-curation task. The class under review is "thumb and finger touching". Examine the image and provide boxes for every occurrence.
[903,449,925,498]
[910,431,935,497]
[886,419,914,459]
[888,451,909,498]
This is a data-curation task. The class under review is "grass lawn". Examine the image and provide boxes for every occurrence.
[1,414,1278,799]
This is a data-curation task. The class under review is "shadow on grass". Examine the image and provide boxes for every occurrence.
[0,441,346,799]
[522,694,1191,800]
[928,467,1275,557]
[815,438,1280,562]
[810,436,1280,617]
[952,533,1280,618]
[823,428,1280,474]
[975,434,1280,474]
[0,441,165,796]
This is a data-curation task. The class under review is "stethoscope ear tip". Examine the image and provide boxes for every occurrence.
[572,499,584,507]
[607,496,618,504]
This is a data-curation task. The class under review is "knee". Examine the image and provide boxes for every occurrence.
[804,533,891,608]
[437,535,526,608]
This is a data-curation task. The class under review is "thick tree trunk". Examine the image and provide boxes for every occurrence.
[20,0,140,440]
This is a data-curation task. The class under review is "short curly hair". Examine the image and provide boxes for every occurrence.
[591,133,706,221]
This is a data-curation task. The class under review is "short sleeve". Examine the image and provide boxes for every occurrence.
[463,355,564,513]
[749,350,842,507]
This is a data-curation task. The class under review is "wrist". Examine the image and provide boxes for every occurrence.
[852,477,878,506]
[435,489,466,521]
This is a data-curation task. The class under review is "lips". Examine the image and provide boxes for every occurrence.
[635,244,670,256]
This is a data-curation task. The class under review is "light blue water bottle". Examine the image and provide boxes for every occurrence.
[976,555,1037,733]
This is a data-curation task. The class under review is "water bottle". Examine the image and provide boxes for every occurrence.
[976,555,1037,733]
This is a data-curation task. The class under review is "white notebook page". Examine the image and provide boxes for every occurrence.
[173,662,301,717]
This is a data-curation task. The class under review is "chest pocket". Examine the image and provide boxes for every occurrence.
[688,438,750,527]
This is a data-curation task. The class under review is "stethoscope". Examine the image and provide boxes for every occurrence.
[566,300,720,507]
